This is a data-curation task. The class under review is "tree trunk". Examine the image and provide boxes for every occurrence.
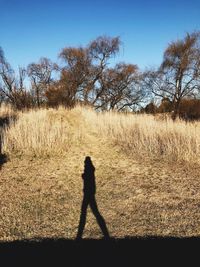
[36,87,40,108]
[171,99,181,120]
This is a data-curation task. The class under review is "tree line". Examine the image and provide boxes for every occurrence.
[0,32,200,120]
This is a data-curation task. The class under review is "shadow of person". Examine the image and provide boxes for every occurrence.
[76,156,110,240]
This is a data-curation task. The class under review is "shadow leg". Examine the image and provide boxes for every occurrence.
[89,196,110,238]
[76,197,89,239]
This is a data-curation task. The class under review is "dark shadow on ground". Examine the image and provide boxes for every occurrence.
[0,152,7,169]
[0,115,14,169]
[77,156,110,239]
[0,114,17,128]
[0,117,10,128]
[0,237,199,265]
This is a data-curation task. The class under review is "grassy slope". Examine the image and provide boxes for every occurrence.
[0,108,200,241]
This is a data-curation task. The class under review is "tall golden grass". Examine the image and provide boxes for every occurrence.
[1,105,200,164]
[1,106,85,156]
[83,108,200,164]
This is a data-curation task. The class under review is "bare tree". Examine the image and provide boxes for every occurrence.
[0,47,15,103]
[58,36,121,107]
[59,47,92,106]
[96,63,144,111]
[27,57,58,107]
[145,32,200,120]
[88,36,121,105]
[0,47,32,109]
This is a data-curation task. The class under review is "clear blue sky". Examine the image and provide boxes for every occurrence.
[0,0,200,71]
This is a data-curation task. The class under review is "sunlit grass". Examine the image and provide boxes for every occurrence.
[1,105,200,164]
[1,105,200,241]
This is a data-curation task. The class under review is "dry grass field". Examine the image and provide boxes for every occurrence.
[0,105,200,241]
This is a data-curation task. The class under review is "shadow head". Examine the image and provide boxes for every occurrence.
[84,156,94,169]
